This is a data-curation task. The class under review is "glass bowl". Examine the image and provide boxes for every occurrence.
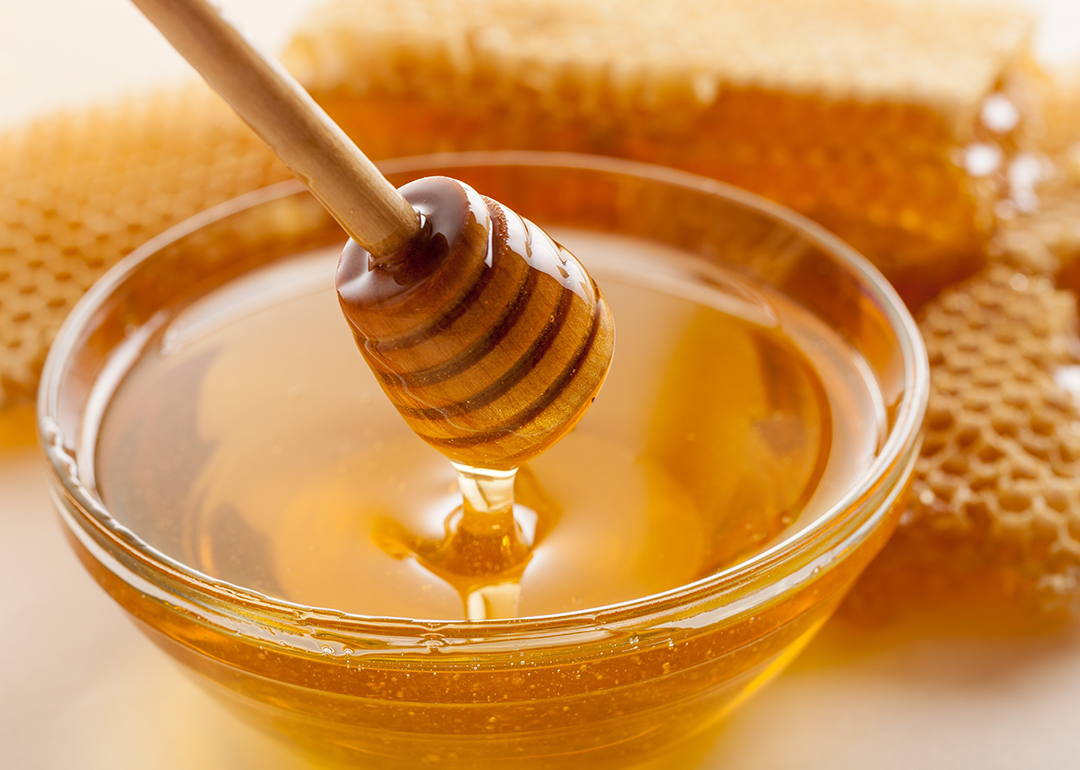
[39,152,928,769]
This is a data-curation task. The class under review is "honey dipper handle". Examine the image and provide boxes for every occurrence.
[130,0,420,257]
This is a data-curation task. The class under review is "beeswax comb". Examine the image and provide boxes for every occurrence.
[284,0,1034,307]
[0,85,290,408]
[843,66,1080,617]
[0,0,1035,409]
[849,263,1080,616]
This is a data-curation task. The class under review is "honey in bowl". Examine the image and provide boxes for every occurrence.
[95,227,880,620]
[41,154,927,769]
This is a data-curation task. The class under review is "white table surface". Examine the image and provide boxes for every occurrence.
[4,2,1080,768]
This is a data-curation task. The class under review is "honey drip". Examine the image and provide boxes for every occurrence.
[374,465,535,619]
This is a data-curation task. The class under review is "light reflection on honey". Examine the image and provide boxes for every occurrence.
[96,231,881,620]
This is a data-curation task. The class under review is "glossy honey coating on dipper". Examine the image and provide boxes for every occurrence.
[336,176,615,470]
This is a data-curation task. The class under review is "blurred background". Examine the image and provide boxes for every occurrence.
[2,0,1080,129]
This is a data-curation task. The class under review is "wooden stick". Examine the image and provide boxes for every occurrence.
[130,0,420,258]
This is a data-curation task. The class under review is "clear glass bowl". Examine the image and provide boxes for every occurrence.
[39,152,928,769]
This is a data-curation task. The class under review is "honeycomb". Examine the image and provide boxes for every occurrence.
[0,0,1039,406]
[992,66,1080,288]
[845,65,1080,618]
[284,0,1035,306]
[0,84,290,408]
[850,262,1080,615]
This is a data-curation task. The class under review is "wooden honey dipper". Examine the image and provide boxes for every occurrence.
[130,0,615,474]
[336,179,613,470]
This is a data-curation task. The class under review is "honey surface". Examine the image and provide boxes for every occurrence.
[94,230,882,619]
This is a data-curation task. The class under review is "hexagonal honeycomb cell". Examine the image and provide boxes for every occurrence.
[0,84,289,407]
[850,263,1080,615]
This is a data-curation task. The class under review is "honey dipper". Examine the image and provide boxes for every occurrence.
[130,0,615,471]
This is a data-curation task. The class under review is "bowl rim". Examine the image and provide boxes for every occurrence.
[38,150,929,643]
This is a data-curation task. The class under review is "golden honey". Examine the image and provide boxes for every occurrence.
[43,158,927,769]
[94,229,881,620]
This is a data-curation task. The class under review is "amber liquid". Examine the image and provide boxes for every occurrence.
[94,229,882,620]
